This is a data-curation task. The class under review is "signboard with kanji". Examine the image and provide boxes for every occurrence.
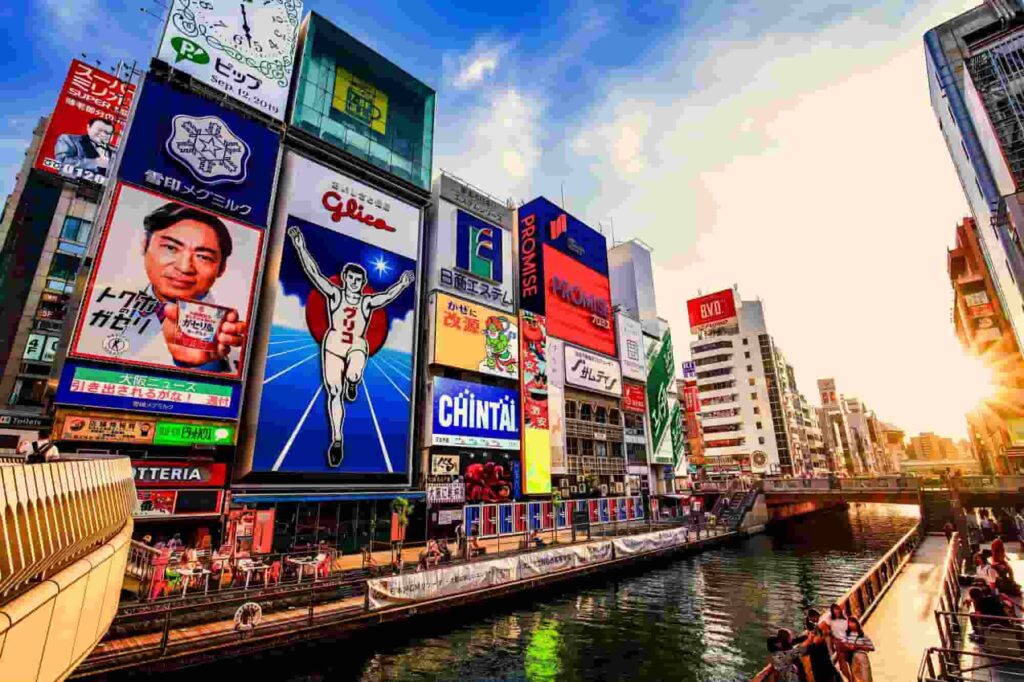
[431,293,519,379]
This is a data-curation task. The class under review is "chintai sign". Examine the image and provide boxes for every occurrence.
[431,377,520,450]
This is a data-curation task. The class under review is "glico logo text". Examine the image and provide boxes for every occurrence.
[322,191,395,232]
[550,276,610,329]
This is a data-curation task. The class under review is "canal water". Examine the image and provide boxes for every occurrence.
[205,503,918,682]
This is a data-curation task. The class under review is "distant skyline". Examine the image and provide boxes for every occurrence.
[3,0,982,437]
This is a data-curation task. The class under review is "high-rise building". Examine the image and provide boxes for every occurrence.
[908,432,961,461]
[686,289,804,477]
[948,215,1024,473]
[926,4,1024,353]
[608,239,660,334]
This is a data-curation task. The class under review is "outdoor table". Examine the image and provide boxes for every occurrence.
[239,562,268,589]
[287,556,318,583]
[178,567,211,597]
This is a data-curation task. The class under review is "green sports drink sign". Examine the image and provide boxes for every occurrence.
[646,330,675,461]
[154,421,235,447]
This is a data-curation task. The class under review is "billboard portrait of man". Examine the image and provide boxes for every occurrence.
[70,184,263,378]
[54,117,114,176]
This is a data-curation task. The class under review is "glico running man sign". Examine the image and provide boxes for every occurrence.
[241,152,421,482]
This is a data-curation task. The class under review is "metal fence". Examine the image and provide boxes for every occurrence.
[463,495,645,539]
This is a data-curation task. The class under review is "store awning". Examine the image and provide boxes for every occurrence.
[230,491,427,504]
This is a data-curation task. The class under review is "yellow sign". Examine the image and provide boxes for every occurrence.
[1010,419,1024,447]
[333,67,388,135]
[60,412,156,444]
[433,293,519,379]
[523,428,552,494]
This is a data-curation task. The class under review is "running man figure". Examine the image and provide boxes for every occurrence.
[288,226,415,467]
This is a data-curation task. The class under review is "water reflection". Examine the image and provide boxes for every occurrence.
[138,504,919,682]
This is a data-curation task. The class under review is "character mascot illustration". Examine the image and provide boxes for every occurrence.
[481,315,516,375]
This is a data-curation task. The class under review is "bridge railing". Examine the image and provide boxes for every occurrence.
[0,457,136,599]
[752,521,922,681]
[761,476,922,494]
[918,648,1024,681]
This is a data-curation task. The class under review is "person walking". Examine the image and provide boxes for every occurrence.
[18,429,60,463]
[842,616,875,681]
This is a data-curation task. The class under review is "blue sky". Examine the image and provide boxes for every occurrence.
[4,1,986,436]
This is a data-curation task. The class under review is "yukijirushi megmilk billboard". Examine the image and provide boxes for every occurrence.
[240,152,421,481]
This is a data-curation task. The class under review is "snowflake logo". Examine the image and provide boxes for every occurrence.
[166,114,250,185]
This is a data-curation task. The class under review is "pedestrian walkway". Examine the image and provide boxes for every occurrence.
[865,535,948,682]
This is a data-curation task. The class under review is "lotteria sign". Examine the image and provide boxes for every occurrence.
[432,377,520,450]
[131,460,228,488]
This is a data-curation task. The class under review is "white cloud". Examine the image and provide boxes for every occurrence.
[561,0,981,437]
[273,293,309,332]
[39,0,102,42]
[384,309,415,353]
[446,40,509,90]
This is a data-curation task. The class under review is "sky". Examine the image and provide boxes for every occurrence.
[2,0,985,438]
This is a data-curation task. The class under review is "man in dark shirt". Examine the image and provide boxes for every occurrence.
[54,118,114,175]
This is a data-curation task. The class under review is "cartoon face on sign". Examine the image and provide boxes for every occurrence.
[520,312,548,430]
[481,316,516,376]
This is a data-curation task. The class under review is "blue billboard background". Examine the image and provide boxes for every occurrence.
[432,376,520,449]
[250,214,417,475]
[54,361,241,420]
[118,78,281,226]
[518,196,609,275]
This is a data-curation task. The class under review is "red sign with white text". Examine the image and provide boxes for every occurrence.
[622,382,647,413]
[687,289,737,334]
[131,460,228,488]
[683,382,701,413]
[35,60,134,187]
[543,245,615,356]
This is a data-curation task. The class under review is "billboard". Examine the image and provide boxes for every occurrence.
[429,199,514,312]
[622,382,647,413]
[35,59,135,187]
[431,294,518,379]
[156,0,302,121]
[616,313,645,381]
[818,378,837,405]
[461,450,519,503]
[564,345,622,396]
[520,311,551,494]
[23,334,59,363]
[1010,419,1024,447]
[68,183,264,379]
[54,361,240,420]
[681,360,696,379]
[645,331,675,455]
[517,196,609,281]
[118,78,281,227]
[687,289,737,334]
[543,246,615,356]
[244,152,421,479]
[132,460,228,488]
[431,377,520,450]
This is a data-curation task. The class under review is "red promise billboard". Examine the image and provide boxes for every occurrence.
[687,289,737,334]
[35,60,135,187]
[543,245,615,356]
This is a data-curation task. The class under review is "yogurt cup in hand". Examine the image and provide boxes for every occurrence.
[173,299,230,351]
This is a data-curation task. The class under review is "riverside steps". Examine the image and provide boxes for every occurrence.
[72,520,745,677]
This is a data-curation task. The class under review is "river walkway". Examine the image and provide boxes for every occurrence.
[864,535,947,681]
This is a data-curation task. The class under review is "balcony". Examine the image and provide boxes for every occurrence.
[0,457,135,681]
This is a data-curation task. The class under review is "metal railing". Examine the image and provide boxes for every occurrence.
[463,495,645,540]
[761,475,923,493]
[918,647,1024,681]
[1,456,136,600]
[752,522,923,681]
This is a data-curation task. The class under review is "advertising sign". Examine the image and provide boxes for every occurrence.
[136,490,176,517]
[616,313,645,381]
[520,311,551,494]
[132,460,228,487]
[333,66,389,135]
[517,196,609,279]
[0,413,52,430]
[35,60,134,187]
[427,478,465,505]
[118,78,281,227]
[430,200,514,312]
[60,413,156,444]
[68,183,264,379]
[549,383,566,470]
[682,381,701,413]
[247,152,421,478]
[439,174,512,230]
[670,402,684,465]
[646,331,675,454]
[55,361,241,420]
[432,294,519,379]
[687,289,737,334]
[681,360,696,380]
[23,334,59,363]
[431,453,460,476]
[564,345,622,396]
[462,450,518,503]
[547,338,564,388]
[431,377,520,450]
[543,246,615,356]
[818,378,837,405]
[622,382,647,413]
[1010,418,1024,447]
[156,0,302,121]
[154,421,235,447]
[135,489,224,517]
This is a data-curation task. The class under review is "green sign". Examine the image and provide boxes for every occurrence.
[154,421,235,447]
[645,330,675,455]
[670,402,684,465]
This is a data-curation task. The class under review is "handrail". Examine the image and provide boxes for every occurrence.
[752,522,922,681]
[0,457,136,600]
[918,647,1024,681]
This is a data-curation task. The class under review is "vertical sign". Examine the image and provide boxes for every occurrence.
[520,311,551,494]
[646,331,675,456]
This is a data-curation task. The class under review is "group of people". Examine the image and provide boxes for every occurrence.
[967,537,1023,642]
[769,605,874,682]
[417,538,455,572]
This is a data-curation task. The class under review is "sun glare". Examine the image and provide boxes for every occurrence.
[946,352,998,417]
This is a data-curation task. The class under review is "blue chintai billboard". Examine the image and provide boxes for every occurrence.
[237,152,422,482]
[431,377,520,450]
[118,77,281,227]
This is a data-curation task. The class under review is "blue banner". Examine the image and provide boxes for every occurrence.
[118,78,280,227]
[518,196,609,275]
[432,377,520,450]
[54,361,241,420]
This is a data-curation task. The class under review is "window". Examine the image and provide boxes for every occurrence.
[1009,260,1016,285]
[759,436,766,445]
[565,400,578,420]
[595,441,608,457]
[10,377,46,407]
[746,365,753,372]
[756,421,763,429]
[580,439,594,456]
[60,216,92,244]
[750,392,757,399]
[742,338,748,345]
[692,340,733,354]
[748,378,756,386]
[594,407,607,424]
[744,351,750,359]
[697,367,733,379]
[579,403,593,421]
[753,406,760,414]
[567,438,579,456]
[608,409,621,425]
[961,139,971,162]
